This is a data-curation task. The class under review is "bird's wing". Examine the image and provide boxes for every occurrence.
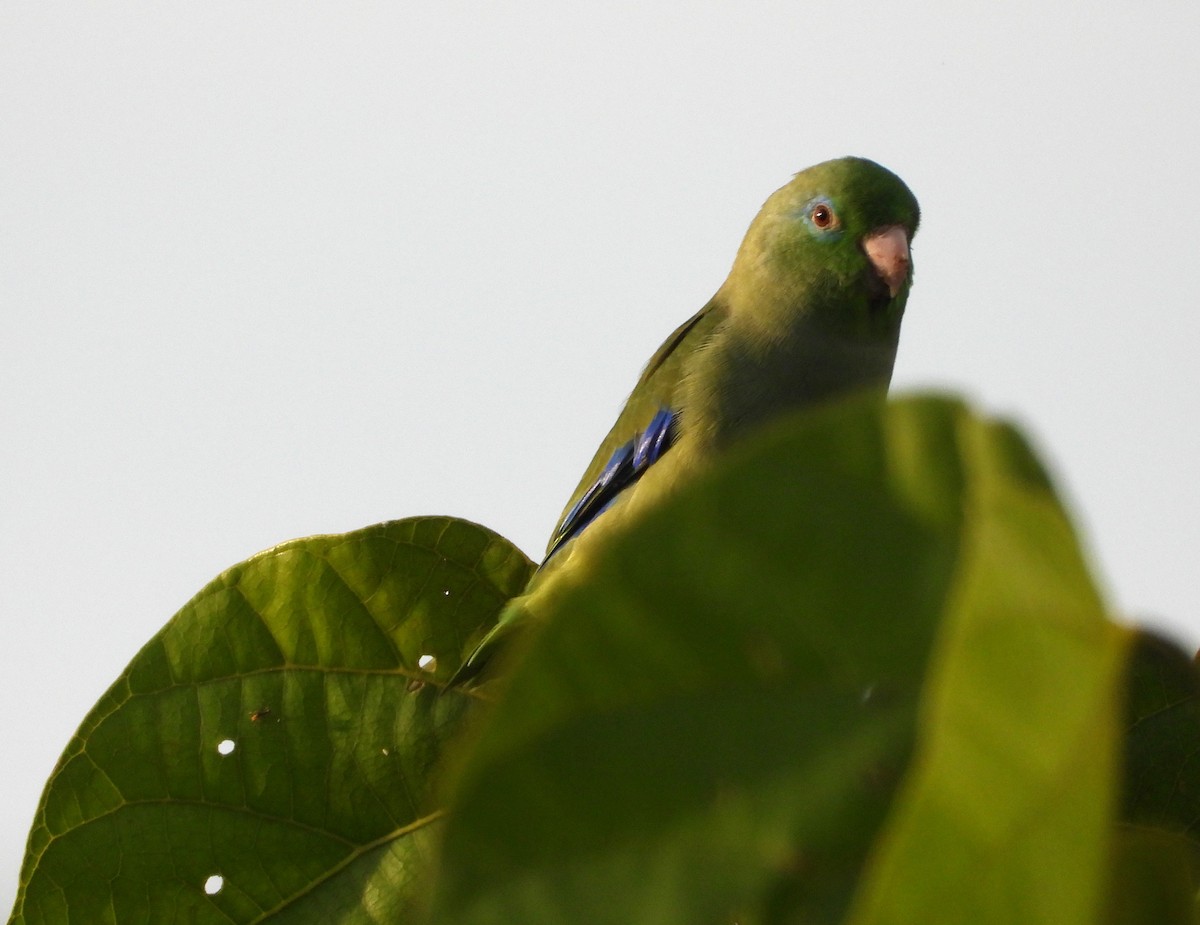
[544,297,727,558]
[544,406,679,560]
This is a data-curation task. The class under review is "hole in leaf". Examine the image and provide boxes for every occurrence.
[217,739,236,756]
[417,654,437,672]
[204,874,224,895]
[442,589,450,596]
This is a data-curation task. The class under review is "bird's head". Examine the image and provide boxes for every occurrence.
[726,156,920,336]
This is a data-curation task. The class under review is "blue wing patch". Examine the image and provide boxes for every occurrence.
[544,407,679,563]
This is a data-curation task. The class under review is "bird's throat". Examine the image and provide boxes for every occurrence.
[684,309,900,451]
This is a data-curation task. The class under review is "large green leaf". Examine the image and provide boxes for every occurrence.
[430,395,1129,925]
[8,517,534,925]
[844,413,1128,925]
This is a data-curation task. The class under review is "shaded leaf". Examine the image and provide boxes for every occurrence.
[9,517,533,925]
[1119,630,1200,839]
[1097,631,1200,925]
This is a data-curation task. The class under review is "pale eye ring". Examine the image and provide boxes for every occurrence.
[810,202,836,229]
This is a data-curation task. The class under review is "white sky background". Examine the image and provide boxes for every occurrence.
[3,1,1198,909]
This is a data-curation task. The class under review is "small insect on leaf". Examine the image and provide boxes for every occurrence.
[249,708,272,722]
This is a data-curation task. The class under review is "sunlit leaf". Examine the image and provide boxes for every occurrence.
[845,414,1128,925]
[8,517,533,925]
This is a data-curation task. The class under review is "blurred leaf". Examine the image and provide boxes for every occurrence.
[845,416,1128,925]
[431,394,1125,925]
[8,517,533,925]
[1102,827,1197,925]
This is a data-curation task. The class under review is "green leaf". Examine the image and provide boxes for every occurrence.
[1099,631,1200,925]
[8,517,534,925]
[844,415,1128,925]
[430,395,1127,925]
[1119,631,1200,840]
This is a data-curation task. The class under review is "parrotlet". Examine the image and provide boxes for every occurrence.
[459,156,919,681]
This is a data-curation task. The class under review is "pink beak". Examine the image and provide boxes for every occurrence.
[863,225,911,298]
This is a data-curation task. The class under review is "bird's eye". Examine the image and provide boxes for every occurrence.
[810,203,836,229]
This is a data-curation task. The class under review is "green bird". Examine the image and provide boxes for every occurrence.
[459,156,919,680]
